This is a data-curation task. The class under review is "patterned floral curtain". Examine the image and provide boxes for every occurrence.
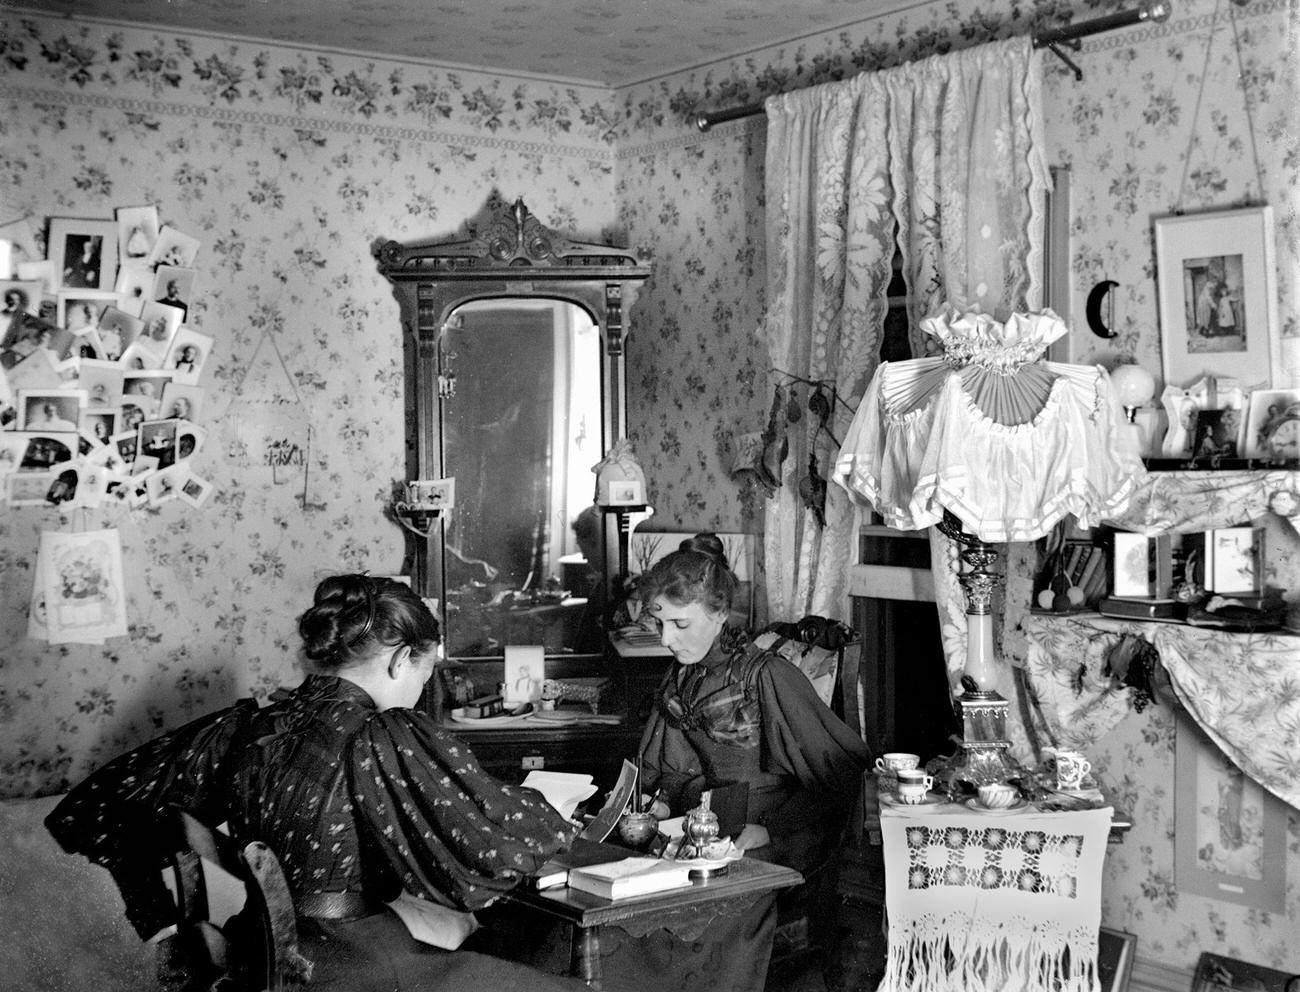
[762,37,1049,628]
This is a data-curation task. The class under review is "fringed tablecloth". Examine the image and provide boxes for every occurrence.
[879,805,1113,992]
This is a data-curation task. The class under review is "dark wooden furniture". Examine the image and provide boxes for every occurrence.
[168,807,309,992]
[504,858,802,990]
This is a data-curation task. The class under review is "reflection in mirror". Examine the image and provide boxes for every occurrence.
[441,299,605,658]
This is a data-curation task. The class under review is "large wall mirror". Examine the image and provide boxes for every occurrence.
[376,198,651,661]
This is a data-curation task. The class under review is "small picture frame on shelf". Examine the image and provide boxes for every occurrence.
[1161,377,1246,458]
[1241,388,1300,461]
[604,479,644,506]
[1204,526,1262,595]
[1188,407,1242,460]
[1096,927,1136,992]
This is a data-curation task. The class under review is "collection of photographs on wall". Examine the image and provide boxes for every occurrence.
[0,208,214,510]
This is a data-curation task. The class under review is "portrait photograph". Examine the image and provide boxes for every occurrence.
[48,218,118,293]
[1,279,42,317]
[18,389,84,433]
[1241,388,1300,460]
[145,465,184,503]
[79,408,119,446]
[78,360,125,409]
[147,224,201,269]
[119,339,164,371]
[178,472,214,508]
[57,289,119,333]
[160,381,204,423]
[139,418,180,469]
[0,216,41,272]
[408,477,456,508]
[115,204,159,264]
[114,261,153,304]
[137,299,184,353]
[175,423,207,463]
[166,325,212,384]
[97,305,144,361]
[122,370,173,409]
[1155,206,1280,390]
[120,398,151,434]
[151,265,195,321]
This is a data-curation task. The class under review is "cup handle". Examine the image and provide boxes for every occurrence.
[1079,759,1092,776]
[920,775,934,791]
[874,757,886,773]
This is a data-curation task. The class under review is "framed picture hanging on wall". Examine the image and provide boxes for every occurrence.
[1154,206,1279,391]
[1174,714,1287,914]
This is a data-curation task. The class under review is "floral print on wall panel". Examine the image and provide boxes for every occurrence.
[0,15,620,798]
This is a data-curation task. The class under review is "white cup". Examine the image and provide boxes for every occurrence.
[875,752,920,774]
[895,769,934,791]
[976,782,1019,809]
[1054,750,1092,791]
[896,782,929,804]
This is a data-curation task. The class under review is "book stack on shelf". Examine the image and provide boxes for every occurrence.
[1033,539,1108,613]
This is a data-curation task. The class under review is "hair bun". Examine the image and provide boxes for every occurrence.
[679,532,727,566]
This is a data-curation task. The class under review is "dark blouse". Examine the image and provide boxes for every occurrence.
[46,675,578,940]
[638,627,871,874]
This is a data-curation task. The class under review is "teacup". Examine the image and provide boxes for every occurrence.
[896,782,929,805]
[875,752,920,775]
[1053,750,1092,791]
[976,783,1019,809]
[895,769,934,791]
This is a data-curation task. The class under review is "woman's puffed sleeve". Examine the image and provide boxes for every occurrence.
[45,699,259,938]
[347,709,580,912]
[754,657,871,841]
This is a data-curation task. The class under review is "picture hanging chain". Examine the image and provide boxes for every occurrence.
[1173,0,1266,210]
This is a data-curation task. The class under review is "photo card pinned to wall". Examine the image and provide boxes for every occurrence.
[115,204,159,264]
[137,299,184,354]
[96,305,143,361]
[166,325,213,384]
[48,217,119,293]
[17,388,84,432]
[147,225,201,269]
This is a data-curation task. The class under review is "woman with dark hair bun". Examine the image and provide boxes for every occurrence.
[47,573,588,992]
[629,532,872,989]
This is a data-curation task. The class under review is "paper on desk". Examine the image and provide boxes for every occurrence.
[521,770,599,821]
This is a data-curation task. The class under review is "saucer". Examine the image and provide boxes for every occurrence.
[964,797,1030,814]
[881,792,947,810]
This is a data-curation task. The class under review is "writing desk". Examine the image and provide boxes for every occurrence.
[504,858,802,989]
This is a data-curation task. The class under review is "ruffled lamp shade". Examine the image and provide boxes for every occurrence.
[834,307,1145,544]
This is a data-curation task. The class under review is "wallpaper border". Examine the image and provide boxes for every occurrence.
[0,84,616,161]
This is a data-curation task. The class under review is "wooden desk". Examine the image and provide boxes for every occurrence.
[504,858,802,989]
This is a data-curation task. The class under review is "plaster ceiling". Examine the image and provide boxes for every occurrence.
[14,0,926,88]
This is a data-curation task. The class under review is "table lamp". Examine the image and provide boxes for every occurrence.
[834,306,1145,786]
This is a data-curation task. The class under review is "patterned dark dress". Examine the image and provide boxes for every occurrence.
[639,624,872,875]
[45,675,588,991]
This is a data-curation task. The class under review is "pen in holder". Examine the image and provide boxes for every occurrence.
[618,764,659,849]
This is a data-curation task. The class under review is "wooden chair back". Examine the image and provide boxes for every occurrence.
[169,806,311,991]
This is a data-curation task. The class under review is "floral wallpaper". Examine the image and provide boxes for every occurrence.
[0,14,622,795]
[3,0,1300,981]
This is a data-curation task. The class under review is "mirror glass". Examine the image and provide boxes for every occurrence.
[440,298,605,659]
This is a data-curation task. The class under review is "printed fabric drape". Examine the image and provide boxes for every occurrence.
[762,36,1049,628]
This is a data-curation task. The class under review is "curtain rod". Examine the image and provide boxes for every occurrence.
[694,1,1172,132]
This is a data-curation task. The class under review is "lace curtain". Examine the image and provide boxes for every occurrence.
[762,36,1050,627]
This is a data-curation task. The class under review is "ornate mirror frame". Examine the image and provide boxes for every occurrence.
[375,198,651,657]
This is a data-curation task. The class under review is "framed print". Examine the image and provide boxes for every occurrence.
[1175,715,1286,913]
[1154,206,1279,391]
[405,477,455,509]
[1096,927,1135,992]
[1190,952,1296,992]
[605,479,644,505]
[48,218,118,293]
[115,204,159,264]
[1241,388,1300,460]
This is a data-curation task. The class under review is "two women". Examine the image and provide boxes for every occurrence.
[47,574,588,991]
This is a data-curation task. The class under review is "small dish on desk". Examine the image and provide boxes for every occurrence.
[880,792,947,810]
[965,797,1031,814]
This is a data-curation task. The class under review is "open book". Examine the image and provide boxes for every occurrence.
[566,857,693,900]
[521,770,599,821]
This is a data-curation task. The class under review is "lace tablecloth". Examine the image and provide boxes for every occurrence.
[879,804,1113,992]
